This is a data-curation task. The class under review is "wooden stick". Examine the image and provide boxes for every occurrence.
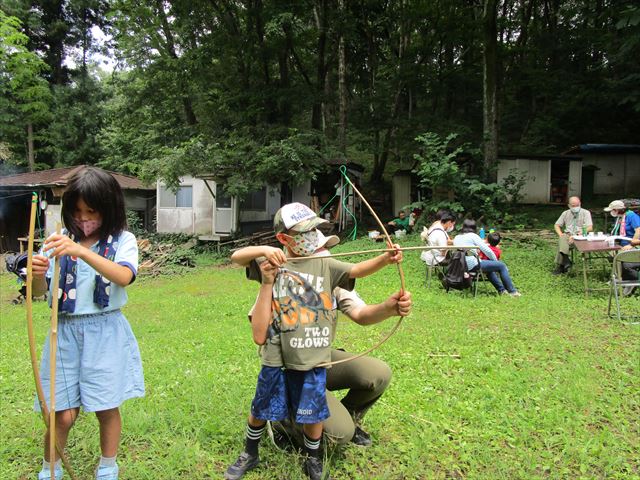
[49,223,62,480]
[426,353,462,358]
[286,245,478,261]
[25,198,78,480]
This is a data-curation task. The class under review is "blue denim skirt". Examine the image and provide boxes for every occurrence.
[35,309,145,412]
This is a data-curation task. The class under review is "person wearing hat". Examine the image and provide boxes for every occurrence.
[605,200,640,247]
[553,196,593,275]
[224,203,404,480]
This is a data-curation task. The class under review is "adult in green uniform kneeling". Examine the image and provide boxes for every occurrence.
[270,287,412,447]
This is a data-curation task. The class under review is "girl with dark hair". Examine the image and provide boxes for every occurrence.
[30,167,144,480]
[453,219,521,296]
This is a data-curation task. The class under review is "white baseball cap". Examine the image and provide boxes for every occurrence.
[604,200,625,212]
[274,202,328,233]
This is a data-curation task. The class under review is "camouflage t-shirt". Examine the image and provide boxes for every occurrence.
[247,257,354,370]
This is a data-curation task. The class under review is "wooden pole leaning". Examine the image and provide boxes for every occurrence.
[26,197,77,479]
[48,223,62,480]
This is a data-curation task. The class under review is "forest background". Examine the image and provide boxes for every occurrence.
[2,0,639,209]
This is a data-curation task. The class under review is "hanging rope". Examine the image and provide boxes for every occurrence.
[317,167,358,241]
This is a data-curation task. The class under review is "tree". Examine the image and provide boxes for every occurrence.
[0,11,52,171]
[482,0,499,177]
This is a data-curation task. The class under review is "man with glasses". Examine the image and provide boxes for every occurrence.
[553,196,593,275]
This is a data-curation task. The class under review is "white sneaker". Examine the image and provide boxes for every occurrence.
[623,286,636,297]
[509,291,522,297]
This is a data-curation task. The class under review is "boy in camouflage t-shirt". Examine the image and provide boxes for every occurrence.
[224,203,402,480]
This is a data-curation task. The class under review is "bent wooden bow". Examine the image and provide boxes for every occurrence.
[316,166,407,368]
[25,193,78,480]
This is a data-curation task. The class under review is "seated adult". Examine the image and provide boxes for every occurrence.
[387,211,411,233]
[453,219,521,297]
[420,210,456,266]
[606,200,640,247]
[553,196,592,275]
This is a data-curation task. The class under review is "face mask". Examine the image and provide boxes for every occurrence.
[446,225,455,233]
[288,229,320,256]
[74,218,102,237]
[570,207,580,214]
[610,211,618,218]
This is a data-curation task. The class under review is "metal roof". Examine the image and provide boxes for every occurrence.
[0,165,153,190]
[563,144,640,155]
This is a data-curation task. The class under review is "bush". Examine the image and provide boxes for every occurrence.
[126,210,145,237]
[411,132,526,226]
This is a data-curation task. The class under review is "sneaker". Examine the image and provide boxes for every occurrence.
[224,452,259,480]
[303,455,329,480]
[350,426,372,447]
[509,291,522,297]
[38,467,63,480]
[95,464,119,480]
[623,286,636,297]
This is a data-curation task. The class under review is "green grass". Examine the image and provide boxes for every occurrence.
[1,236,638,479]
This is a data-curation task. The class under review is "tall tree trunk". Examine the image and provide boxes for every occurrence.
[482,0,499,178]
[337,0,347,155]
[27,123,35,172]
[251,0,277,123]
[370,86,403,183]
[279,38,291,125]
[370,11,409,184]
[156,0,197,125]
[312,0,327,130]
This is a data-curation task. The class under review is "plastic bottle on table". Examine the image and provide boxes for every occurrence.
[479,227,485,239]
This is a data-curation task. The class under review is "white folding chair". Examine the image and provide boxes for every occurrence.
[607,250,640,323]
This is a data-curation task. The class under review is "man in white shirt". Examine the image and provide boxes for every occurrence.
[420,210,456,266]
[553,196,593,275]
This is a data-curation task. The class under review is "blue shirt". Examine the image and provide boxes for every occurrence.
[452,232,497,270]
[619,211,640,246]
[46,230,138,315]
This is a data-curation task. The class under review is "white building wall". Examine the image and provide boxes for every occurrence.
[624,155,640,195]
[239,186,281,223]
[568,161,582,198]
[498,158,551,203]
[583,154,640,195]
[392,174,412,214]
[156,176,213,235]
[291,181,311,205]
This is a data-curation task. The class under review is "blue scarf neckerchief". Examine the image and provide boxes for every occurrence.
[57,233,119,313]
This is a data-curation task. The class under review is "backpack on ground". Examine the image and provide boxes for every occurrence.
[442,249,472,291]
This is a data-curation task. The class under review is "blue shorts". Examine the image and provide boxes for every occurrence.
[35,309,145,413]
[251,366,329,424]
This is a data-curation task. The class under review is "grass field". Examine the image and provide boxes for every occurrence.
[1,235,638,479]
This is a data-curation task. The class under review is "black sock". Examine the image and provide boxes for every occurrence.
[245,423,265,456]
[303,433,321,458]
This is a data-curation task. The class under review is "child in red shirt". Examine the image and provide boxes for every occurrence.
[480,232,502,260]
